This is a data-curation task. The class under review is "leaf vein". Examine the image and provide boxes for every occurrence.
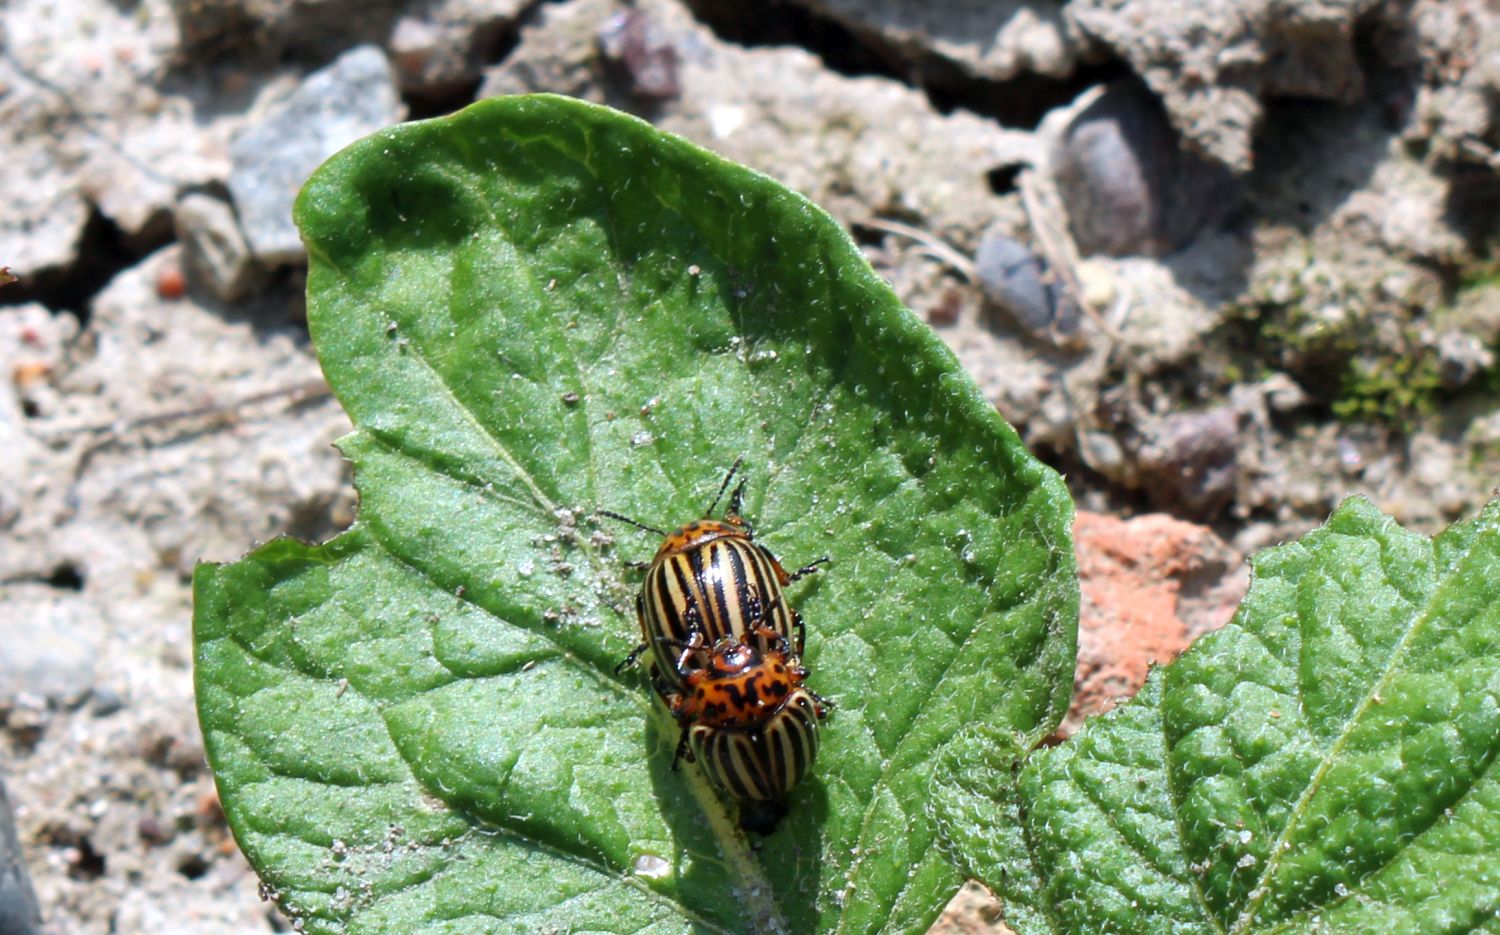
[394,320,561,516]
[1231,543,1439,932]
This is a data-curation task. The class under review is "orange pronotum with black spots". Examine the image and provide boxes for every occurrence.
[675,629,807,729]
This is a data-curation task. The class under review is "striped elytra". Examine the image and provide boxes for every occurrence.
[690,688,822,802]
[638,520,802,688]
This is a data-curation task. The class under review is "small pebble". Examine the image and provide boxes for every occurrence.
[1436,331,1494,390]
[1051,80,1237,258]
[154,263,186,300]
[174,192,262,302]
[926,287,962,326]
[89,687,126,718]
[598,10,680,102]
[973,229,1082,344]
[228,46,404,265]
[1136,407,1240,517]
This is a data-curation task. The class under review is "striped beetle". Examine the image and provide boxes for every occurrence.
[599,460,831,807]
[600,460,826,691]
[673,623,828,802]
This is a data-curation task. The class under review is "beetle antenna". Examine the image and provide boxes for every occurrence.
[705,457,745,517]
[595,509,668,537]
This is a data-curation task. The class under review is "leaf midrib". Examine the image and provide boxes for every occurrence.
[1229,540,1441,932]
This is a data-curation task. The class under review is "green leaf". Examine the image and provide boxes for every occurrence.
[934,495,1500,934]
[194,94,1077,934]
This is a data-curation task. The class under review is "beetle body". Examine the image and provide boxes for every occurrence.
[637,518,802,691]
[669,627,826,802]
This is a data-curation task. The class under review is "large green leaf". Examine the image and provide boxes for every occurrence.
[933,495,1500,933]
[194,94,1077,934]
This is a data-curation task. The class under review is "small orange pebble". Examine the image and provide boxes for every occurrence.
[156,263,187,299]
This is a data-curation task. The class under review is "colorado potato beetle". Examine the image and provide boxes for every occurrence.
[671,624,828,803]
[600,460,826,691]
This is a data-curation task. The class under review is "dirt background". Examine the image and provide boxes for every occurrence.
[2,0,1497,932]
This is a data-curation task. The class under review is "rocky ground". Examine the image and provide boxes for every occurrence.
[1,0,1497,932]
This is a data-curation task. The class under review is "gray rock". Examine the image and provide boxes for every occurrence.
[0,0,235,279]
[477,0,617,102]
[1437,330,1496,391]
[175,192,263,303]
[1051,81,1237,258]
[1390,0,1500,168]
[482,0,1036,235]
[229,46,405,265]
[388,0,529,99]
[0,778,41,935]
[167,0,403,64]
[389,14,474,97]
[0,246,349,933]
[1068,0,1369,173]
[47,246,353,575]
[1259,372,1309,414]
[1136,407,1241,518]
[0,134,90,279]
[88,686,126,718]
[973,229,1082,344]
[597,8,682,102]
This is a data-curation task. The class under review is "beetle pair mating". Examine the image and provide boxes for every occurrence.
[600,460,831,809]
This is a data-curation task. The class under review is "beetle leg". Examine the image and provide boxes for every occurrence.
[664,684,690,718]
[666,630,706,677]
[742,587,763,622]
[649,665,678,705]
[750,590,795,652]
[614,642,648,674]
[681,600,703,639]
[741,590,773,650]
[787,557,829,583]
[754,589,780,619]
[753,623,791,658]
[807,690,835,718]
[616,592,653,674]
